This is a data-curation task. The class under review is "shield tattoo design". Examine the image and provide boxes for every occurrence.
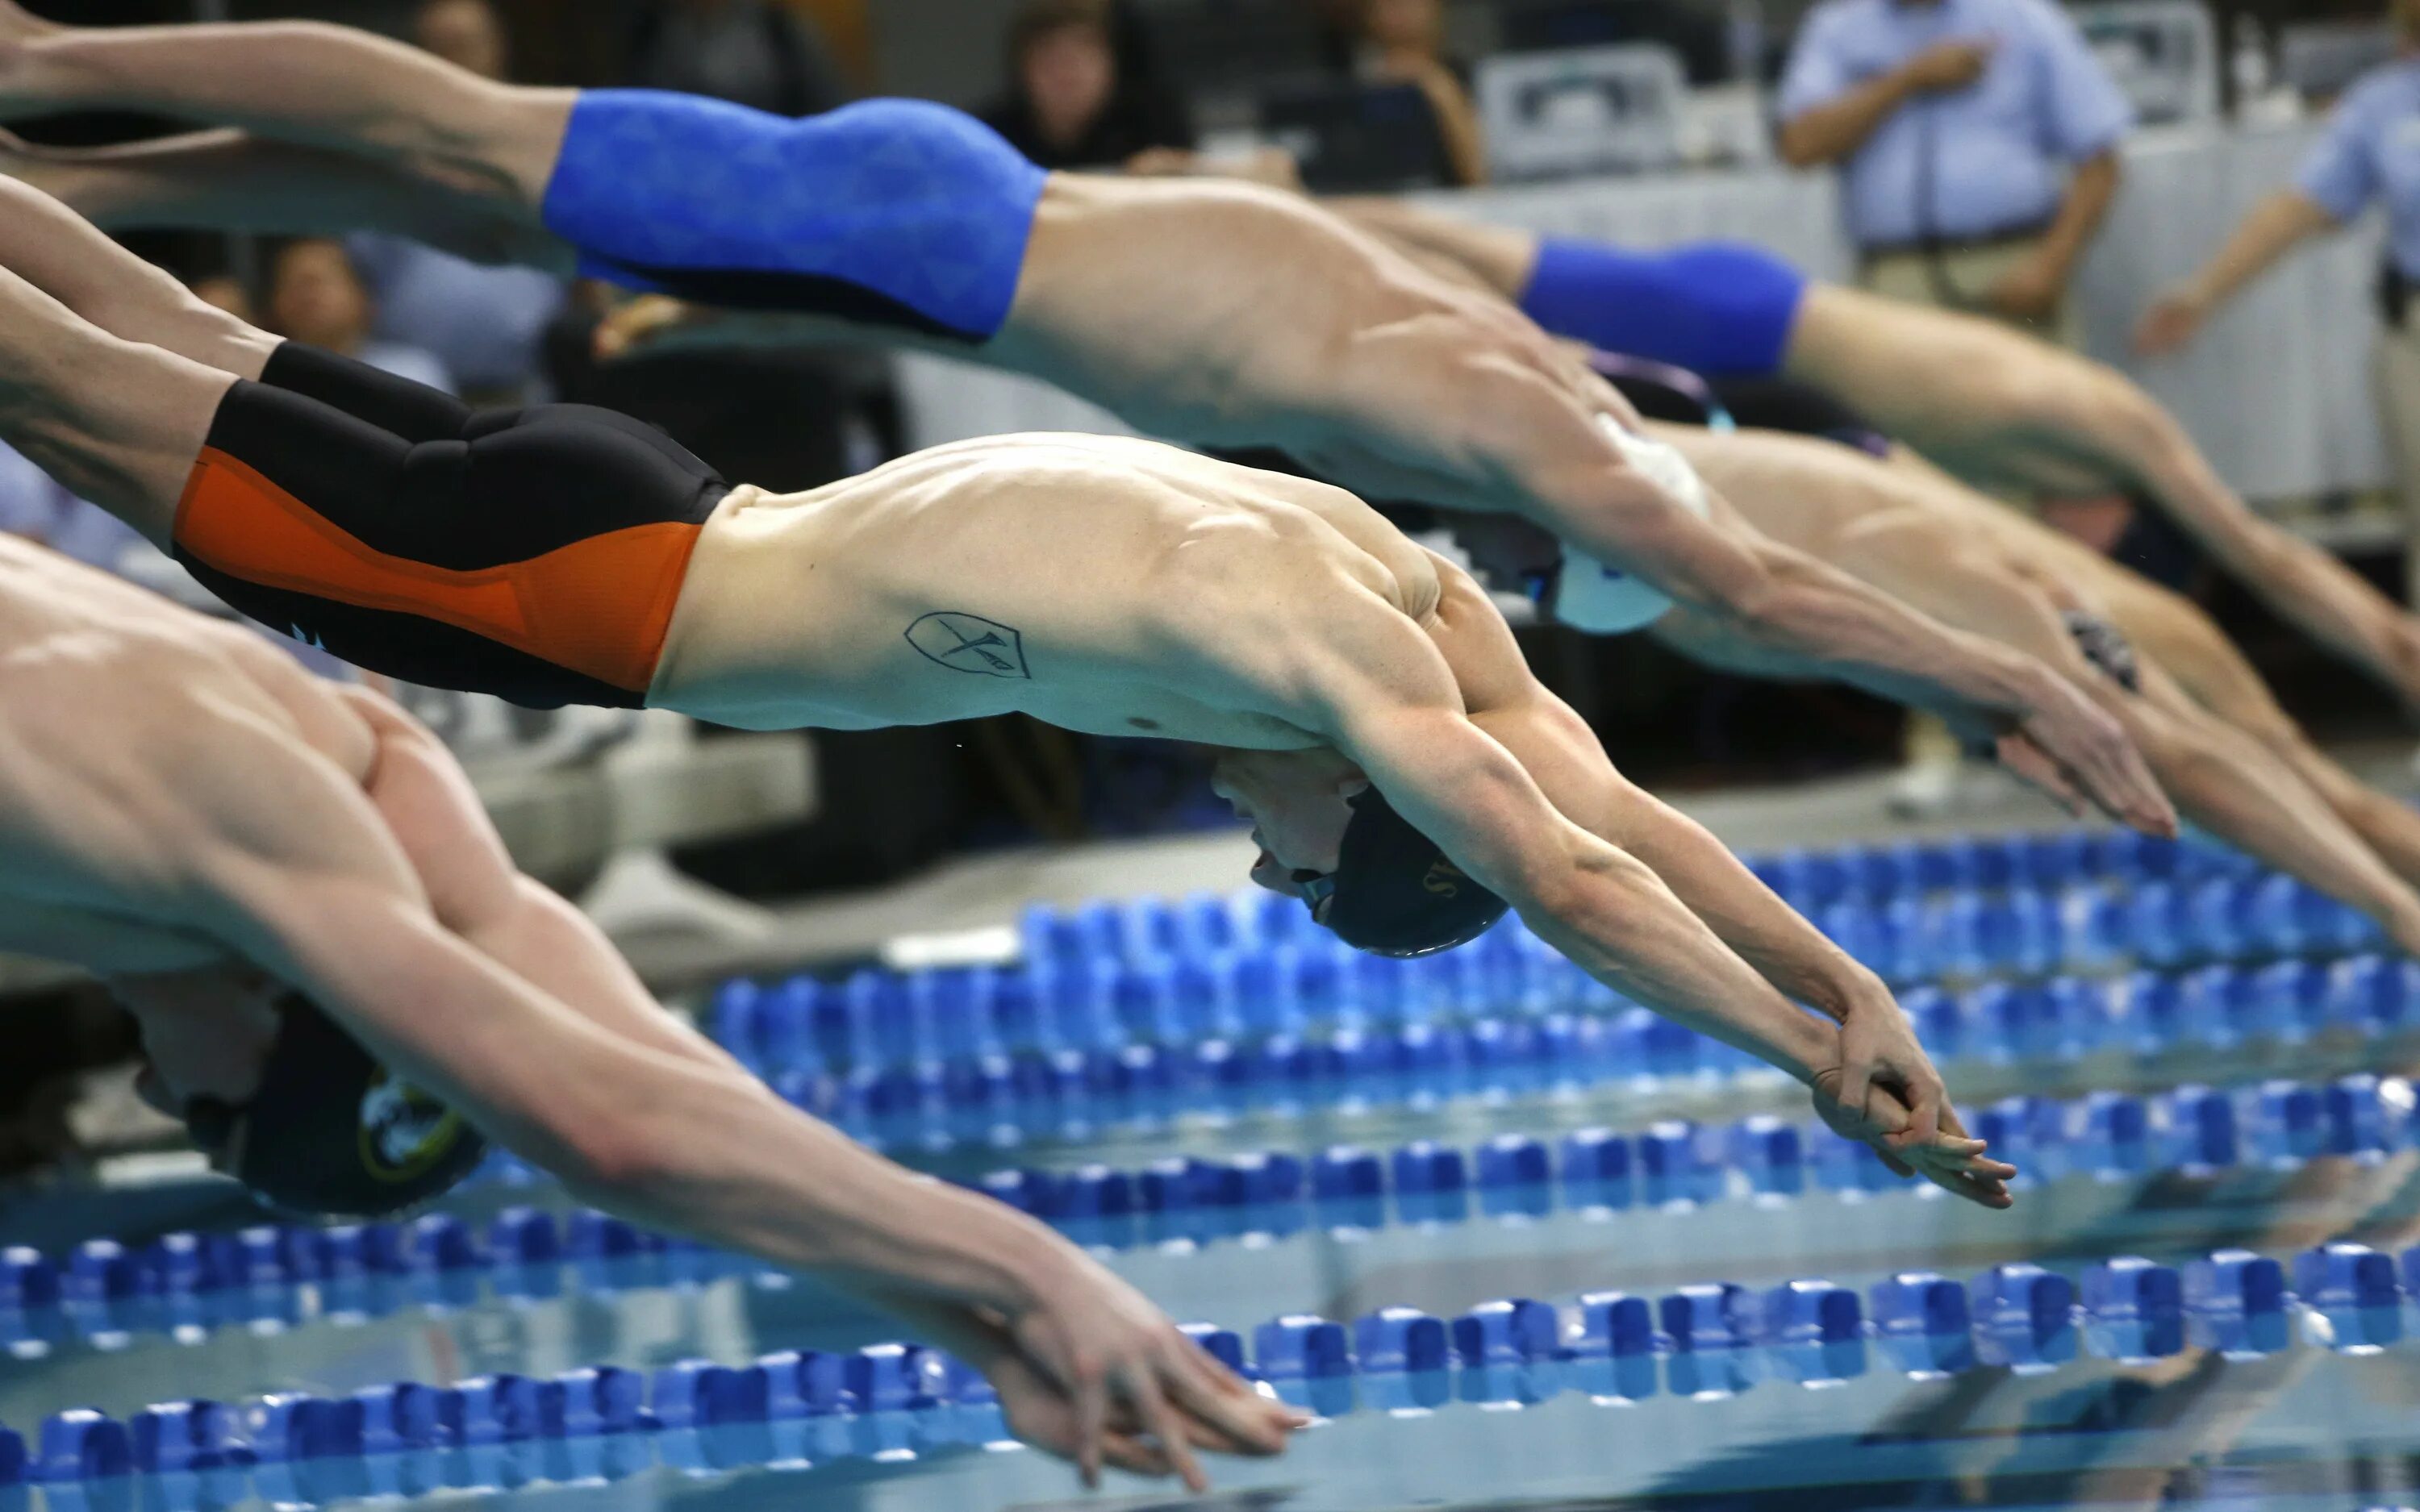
[905,611,1031,679]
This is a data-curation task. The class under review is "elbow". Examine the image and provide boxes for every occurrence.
[544,1118,674,1202]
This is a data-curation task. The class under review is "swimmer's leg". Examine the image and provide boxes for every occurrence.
[6,128,570,272]
[0,177,484,440]
[0,260,240,544]
[0,10,574,210]
[0,173,275,378]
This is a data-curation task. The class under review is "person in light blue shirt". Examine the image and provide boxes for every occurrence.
[344,233,563,402]
[265,237,458,398]
[2137,0,2420,602]
[1779,0,2133,329]
[340,0,564,402]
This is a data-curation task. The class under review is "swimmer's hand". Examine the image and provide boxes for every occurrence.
[985,1343,1304,1485]
[1003,1246,1305,1491]
[1956,668,2178,839]
[1834,993,1951,1150]
[2133,287,2211,359]
[592,294,695,360]
[1809,1068,2017,1210]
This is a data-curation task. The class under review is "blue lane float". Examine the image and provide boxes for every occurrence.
[703,827,2400,1099]
[23,1226,2420,1505]
[12,1066,2420,1360]
[674,948,2420,1162]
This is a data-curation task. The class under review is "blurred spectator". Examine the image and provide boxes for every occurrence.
[0,437,144,573]
[622,0,848,118]
[979,0,1195,171]
[1350,0,1487,185]
[1777,0,2132,340]
[267,238,457,394]
[2136,0,2420,600]
[1778,0,2134,814]
[415,0,510,77]
[340,0,565,404]
[188,273,254,323]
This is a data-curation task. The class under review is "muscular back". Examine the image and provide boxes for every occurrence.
[653,433,1447,744]
[995,177,1609,471]
[0,537,377,970]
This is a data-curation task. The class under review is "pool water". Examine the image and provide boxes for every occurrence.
[10,827,2420,1512]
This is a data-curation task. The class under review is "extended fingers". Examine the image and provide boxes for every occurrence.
[1880,1067,1947,1150]
[1095,1431,1177,1479]
[1996,733,2088,818]
[1127,1373,1208,1494]
[1930,1168,2016,1209]
[1074,1374,1108,1489]
[1168,1342,1300,1454]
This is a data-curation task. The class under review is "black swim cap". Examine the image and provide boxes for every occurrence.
[1299,789,1509,956]
[186,994,487,1218]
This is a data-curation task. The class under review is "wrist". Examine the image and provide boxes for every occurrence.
[1775,1010,1838,1088]
[1951,638,2042,714]
[1806,962,1892,1026]
[966,1207,1074,1318]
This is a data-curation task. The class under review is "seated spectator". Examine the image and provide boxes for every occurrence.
[623,0,849,118]
[341,0,566,405]
[979,0,1196,172]
[415,0,509,78]
[266,238,457,394]
[188,273,255,323]
[1352,0,1488,185]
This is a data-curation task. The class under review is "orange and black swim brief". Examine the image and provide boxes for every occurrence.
[173,344,726,708]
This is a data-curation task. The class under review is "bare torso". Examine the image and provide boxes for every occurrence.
[0,535,376,973]
[970,177,1621,514]
[653,432,1447,743]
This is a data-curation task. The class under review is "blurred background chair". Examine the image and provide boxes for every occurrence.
[1477,42,1690,180]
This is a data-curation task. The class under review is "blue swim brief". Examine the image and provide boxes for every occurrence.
[1516,239,1808,378]
[541,92,1049,343]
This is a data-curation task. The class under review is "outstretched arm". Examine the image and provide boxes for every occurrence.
[0,9,572,208]
[2115,404,2420,713]
[9,127,571,273]
[164,701,1288,1488]
[1423,564,1977,1156]
[1517,416,2174,836]
[1817,509,2420,954]
[1247,571,2012,1204]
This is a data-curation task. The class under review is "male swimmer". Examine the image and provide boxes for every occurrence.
[0,7,2172,837]
[1591,369,2420,902]
[0,178,2017,1206]
[1324,199,2420,718]
[0,539,1306,1492]
[1556,376,2420,950]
